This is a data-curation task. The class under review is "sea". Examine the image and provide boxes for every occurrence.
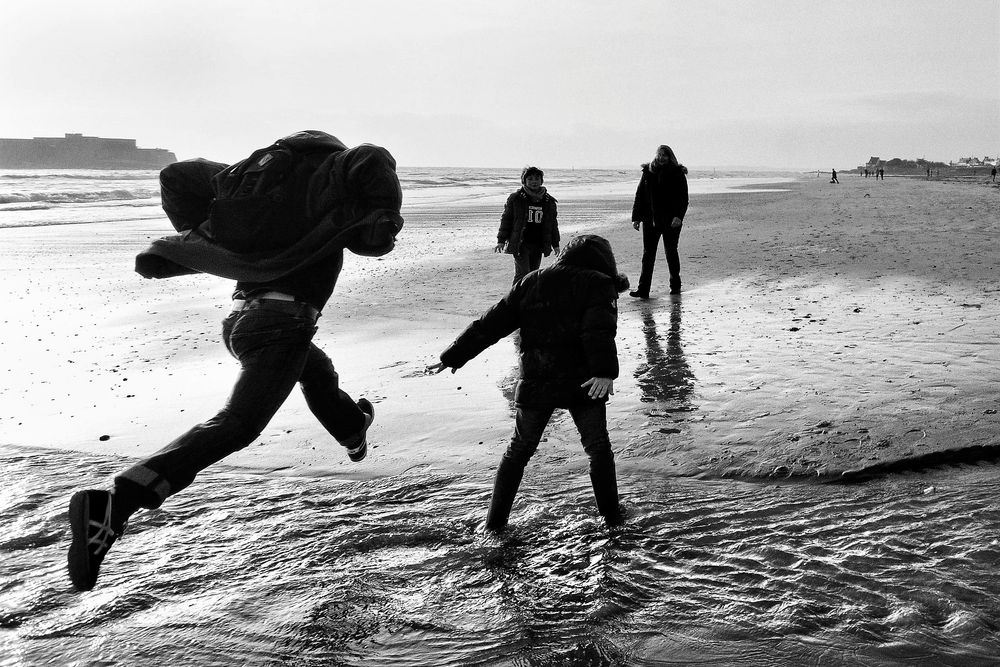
[0,167,799,229]
[2,168,999,666]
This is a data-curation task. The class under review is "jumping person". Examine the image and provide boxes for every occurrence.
[67,132,403,591]
[495,166,560,284]
[431,234,629,531]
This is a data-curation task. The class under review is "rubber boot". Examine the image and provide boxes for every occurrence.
[485,458,524,532]
[589,465,623,527]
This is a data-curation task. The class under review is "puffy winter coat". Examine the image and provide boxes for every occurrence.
[497,188,559,256]
[135,136,403,282]
[441,235,623,407]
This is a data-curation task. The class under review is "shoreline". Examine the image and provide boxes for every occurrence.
[1,175,997,484]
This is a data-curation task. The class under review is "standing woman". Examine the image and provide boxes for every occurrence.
[629,145,689,297]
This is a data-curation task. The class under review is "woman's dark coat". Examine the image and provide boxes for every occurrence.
[631,163,689,228]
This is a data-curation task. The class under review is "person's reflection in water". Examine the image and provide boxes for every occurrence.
[634,297,695,410]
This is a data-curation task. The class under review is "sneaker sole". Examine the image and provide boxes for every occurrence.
[67,491,96,591]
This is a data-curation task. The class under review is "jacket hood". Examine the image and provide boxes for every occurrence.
[642,161,689,175]
[333,143,403,217]
[556,234,629,292]
[280,129,348,154]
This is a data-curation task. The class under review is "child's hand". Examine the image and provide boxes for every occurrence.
[494,242,505,253]
[426,362,456,375]
[581,377,614,399]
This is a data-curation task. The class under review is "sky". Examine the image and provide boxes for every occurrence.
[1,0,997,169]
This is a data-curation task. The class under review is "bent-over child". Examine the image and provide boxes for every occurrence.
[431,234,629,530]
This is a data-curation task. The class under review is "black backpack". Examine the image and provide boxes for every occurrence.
[203,130,347,254]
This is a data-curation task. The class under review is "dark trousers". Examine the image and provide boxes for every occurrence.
[637,221,682,295]
[115,300,365,510]
[485,401,620,529]
[511,242,543,284]
[504,402,614,470]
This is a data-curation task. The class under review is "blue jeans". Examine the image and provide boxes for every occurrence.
[503,401,614,473]
[115,300,364,509]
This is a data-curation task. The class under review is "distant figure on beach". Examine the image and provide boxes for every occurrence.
[991,166,997,182]
[864,168,869,178]
[831,169,839,184]
[877,167,885,180]
[629,144,689,297]
[431,234,630,531]
[495,166,560,284]
[66,131,403,591]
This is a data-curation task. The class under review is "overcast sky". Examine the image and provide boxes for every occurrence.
[2,0,997,169]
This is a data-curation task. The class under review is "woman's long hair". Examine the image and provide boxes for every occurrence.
[651,145,687,174]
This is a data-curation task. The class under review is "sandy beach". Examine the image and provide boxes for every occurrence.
[4,171,1000,666]
[2,173,997,483]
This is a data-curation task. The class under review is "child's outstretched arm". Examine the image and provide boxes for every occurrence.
[426,361,456,374]
[581,377,614,399]
[433,287,522,375]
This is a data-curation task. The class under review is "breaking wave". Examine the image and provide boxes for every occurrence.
[0,189,158,205]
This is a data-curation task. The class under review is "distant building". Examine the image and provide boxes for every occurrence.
[948,156,998,167]
[0,133,176,169]
[865,156,883,170]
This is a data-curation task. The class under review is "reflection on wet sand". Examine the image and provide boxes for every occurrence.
[634,296,695,412]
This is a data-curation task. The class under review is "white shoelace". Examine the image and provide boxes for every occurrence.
[87,496,118,557]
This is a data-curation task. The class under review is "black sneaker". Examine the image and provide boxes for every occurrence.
[628,290,649,299]
[343,398,375,462]
[67,490,126,591]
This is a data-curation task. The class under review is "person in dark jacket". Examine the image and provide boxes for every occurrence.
[495,166,560,284]
[66,132,403,592]
[431,234,629,530]
[630,145,689,297]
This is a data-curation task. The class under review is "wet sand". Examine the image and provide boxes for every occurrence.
[1,175,997,483]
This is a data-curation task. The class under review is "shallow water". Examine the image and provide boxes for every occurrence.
[2,443,999,666]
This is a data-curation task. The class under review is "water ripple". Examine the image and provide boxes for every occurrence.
[2,445,999,665]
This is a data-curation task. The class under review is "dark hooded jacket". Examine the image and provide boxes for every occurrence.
[497,188,559,256]
[631,162,689,229]
[134,135,403,293]
[441,234,626,407]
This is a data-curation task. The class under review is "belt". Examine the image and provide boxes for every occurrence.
[231,291,320,321]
